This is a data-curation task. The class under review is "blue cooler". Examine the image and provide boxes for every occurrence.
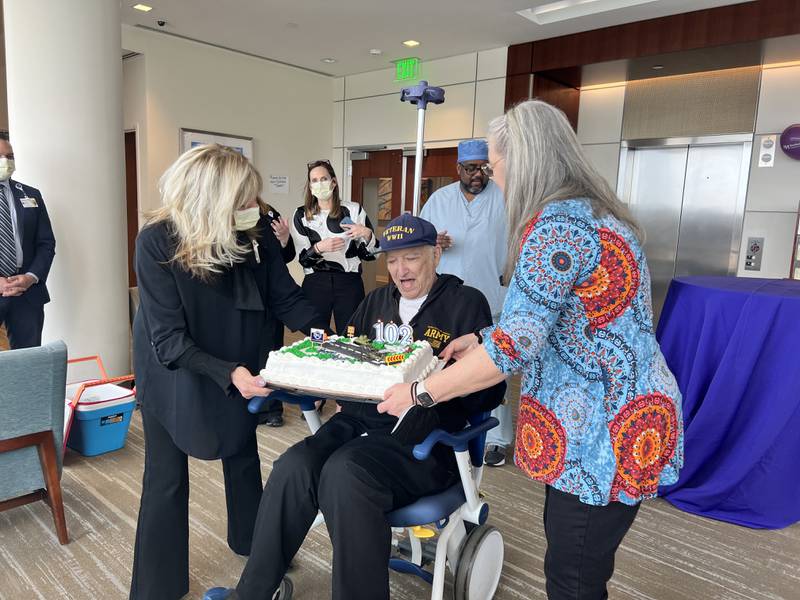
[66,383,136,457]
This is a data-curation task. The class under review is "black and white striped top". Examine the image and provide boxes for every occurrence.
[290,201,378,275]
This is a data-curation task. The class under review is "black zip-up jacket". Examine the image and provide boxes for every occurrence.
[342,274,506,435]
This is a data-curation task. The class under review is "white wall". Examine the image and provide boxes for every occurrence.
[331,48,507,199]
[121,26,333,280]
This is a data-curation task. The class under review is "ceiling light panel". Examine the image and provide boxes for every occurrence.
[133,3,153,12]
[518,0,660,25]
[403,40,420,48]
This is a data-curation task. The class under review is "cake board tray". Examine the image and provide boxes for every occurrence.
[260,380,383,404]
[259,360,447,405]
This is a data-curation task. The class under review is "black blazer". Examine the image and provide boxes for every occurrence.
[7,179,56,305]
[264,206,296,265]
[132,216,323,459]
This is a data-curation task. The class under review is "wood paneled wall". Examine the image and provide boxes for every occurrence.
[505,0,800,129]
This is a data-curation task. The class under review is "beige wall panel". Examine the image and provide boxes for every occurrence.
[736,211,797,278]
[477,47,507,80]
[473,78,506,139]
[745,137,800,213]
[755,65,800,134]
[578,85,625,145]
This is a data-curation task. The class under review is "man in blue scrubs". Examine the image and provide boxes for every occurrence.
[420,139,513,466]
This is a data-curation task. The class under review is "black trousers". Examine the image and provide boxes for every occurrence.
[235,413,458,600]
[301,271,365,334]
[261,320,285,418]
[543,486,640,600]
[0,295,44,349]
[129,407,263,600]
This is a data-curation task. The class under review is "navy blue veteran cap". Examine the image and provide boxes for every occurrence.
[374,213,438,253]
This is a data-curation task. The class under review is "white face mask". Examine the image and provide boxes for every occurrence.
[234,207,260,231]
[310,180,333,202]
[0,158,16,182]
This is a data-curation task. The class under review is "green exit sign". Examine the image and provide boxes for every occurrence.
[394,57,420,81]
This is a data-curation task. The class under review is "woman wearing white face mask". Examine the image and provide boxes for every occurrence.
[290,159,377,333]
[129,145,327,600]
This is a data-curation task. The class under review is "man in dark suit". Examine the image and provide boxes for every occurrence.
[0,139,56,349]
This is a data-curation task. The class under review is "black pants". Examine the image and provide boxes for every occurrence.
[129,407,263,600]
[235,413,458,600]
[543,486,640,600]
[262,320,285,418]
[0,295,44,349]
[301,271,365,334]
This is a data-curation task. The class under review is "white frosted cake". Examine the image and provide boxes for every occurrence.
[260,335,438,399]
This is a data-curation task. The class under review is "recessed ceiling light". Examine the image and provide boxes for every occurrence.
[133,3,153,12]
[321,57,337,64]
[403,40,420,48]
[652,64,665,70]
[369,48,383,56]
[518,0,659,25]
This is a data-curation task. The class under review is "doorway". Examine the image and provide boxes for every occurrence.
[124,131,138,288]
[618,135,751,321]
[351,147,458,292]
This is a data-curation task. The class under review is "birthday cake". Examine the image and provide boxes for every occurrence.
[260,332,438,399]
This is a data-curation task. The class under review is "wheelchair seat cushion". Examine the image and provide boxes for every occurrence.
[386,482,466,528]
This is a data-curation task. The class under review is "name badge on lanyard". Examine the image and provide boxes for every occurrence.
[21,197,38,208]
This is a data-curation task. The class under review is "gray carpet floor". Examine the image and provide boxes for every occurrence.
[1,399,799,599]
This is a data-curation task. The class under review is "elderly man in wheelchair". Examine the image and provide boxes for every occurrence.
[206,214,506,600]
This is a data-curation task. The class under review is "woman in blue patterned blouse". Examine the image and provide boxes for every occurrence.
[380,99,684,599]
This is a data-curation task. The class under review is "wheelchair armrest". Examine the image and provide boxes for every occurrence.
[247,391,322,414]
[412,417,499,461]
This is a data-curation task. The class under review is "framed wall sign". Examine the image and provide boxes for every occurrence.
[179,128,254,161]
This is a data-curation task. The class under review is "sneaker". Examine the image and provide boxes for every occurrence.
[204,577,292,600]
[203,588,236,600]
[264,414,284,427]
[483,444,507,467]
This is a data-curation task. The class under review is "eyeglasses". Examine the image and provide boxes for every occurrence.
[458,162,486,176]
[307,159,332,170]
[480,158,504,179]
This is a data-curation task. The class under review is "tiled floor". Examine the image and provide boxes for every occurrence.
[1,398,799,599]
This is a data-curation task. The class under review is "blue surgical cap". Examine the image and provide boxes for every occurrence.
[457,139,488,162]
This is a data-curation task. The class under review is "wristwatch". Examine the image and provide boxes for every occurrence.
[414,380,436,408]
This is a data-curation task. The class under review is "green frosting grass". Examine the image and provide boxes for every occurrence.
[279,337,422,366]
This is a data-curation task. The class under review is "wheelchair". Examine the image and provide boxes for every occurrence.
[205,392,504,600]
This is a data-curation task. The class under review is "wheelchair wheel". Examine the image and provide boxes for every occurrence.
[276,576,293,600]
[453,525,503,600]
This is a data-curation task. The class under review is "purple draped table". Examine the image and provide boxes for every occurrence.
[656,276,800,529]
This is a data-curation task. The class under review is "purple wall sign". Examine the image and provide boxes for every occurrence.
[780,124,800,160]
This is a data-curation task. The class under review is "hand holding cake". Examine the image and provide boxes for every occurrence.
[377,382,414,417]
[231,366,273,400]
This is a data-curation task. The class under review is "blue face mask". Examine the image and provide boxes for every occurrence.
[234,207,260,231]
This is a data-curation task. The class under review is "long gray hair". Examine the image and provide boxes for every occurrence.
[488,100,642,281]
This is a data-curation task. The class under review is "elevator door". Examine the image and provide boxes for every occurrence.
[619,139,750,322]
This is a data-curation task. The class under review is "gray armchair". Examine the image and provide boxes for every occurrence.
[0,341,69,544]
